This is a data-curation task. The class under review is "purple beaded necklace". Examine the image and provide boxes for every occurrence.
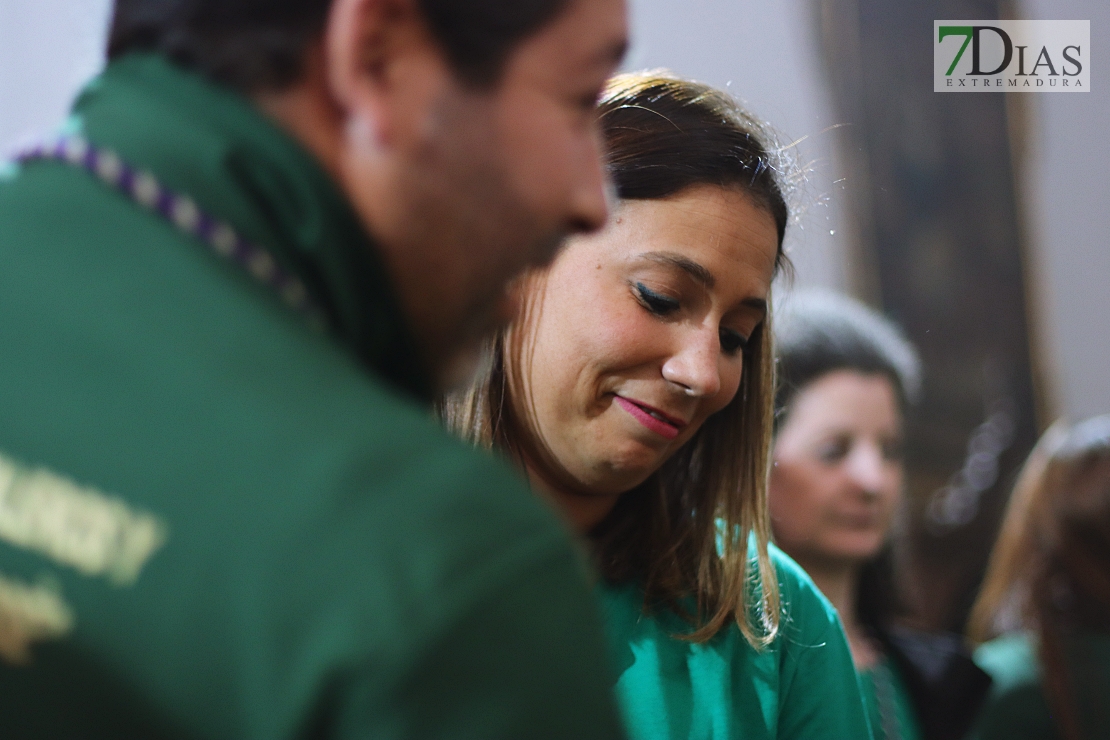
[17,136,324,326]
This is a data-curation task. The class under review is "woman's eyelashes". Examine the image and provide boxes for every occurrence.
[719,328,748,356]
[634,282,751,356]
[815,436,904,465]
[818,437,851,464]
[634,282,680,316]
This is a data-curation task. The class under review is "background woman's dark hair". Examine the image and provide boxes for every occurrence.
[108,0,570,92]
[774,290,921,429]
[443,71,796,647]
[772,290,921,634]
[969,416,1110,740]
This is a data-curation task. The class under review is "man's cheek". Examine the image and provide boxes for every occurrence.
[517,103,570,173]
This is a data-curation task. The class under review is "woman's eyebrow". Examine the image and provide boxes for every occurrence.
[741,297,768,316]
[639,251,768,315]
[641,251,715,288]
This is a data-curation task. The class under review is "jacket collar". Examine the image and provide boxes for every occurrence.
[73,53,433,401]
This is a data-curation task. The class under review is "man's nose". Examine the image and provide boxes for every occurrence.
[661,329,723,398]
[565,129,610,235]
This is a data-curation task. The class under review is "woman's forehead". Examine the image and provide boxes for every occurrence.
[629,195,774,285]
[785,372,903,430]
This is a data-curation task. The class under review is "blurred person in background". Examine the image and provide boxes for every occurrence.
[769,291,990,740]
[967,416,1110,740]
[443,73,872,739]
[0,0,630,738]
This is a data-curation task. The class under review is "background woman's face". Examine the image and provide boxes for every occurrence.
[769,370,905,566]
[516,185,778,496]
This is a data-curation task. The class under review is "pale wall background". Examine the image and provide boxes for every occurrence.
[0,0,111,155]
[1018,0,1110,422]
[624,0,856,295]
[0,0,1106,421]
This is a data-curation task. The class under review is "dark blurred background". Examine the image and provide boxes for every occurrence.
[2,0,1106,634]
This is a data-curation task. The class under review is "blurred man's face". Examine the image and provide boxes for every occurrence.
[336,0,628,389]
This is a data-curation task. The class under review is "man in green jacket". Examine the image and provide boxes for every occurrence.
[0,0,628,737]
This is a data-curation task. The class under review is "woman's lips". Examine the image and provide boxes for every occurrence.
[614,396,685,440]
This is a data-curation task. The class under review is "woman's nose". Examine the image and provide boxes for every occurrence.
[661,329,723,398]
[847,443,887,494]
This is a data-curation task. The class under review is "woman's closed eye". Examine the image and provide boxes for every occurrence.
[718,328,749,356]
[634,282,680,316]
[817,437,851,464]
[635,282,751,356]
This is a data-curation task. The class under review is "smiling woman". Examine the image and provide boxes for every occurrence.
[442,72,873,739]
[518,185,777,509]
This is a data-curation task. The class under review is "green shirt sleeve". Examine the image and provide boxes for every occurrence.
[337,545,626,739]
[773,549,874,740]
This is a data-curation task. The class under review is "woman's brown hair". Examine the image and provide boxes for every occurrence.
[968,416,1110,740]
[441,71,793,647]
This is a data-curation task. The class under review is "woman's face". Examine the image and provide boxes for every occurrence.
[769,370,905,567]
[515,184,779,497]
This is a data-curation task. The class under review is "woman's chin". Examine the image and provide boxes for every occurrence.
[600,455,668,493]
[555,425,678,495]
[566,453,664,497]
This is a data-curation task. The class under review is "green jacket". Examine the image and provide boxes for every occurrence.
[0,54,625,740]
[601,545,873,739]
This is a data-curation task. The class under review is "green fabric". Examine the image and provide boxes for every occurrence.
[858,655,922,740]
[970,632,1110,740]
[65,53,430,399]
[599,544,873,739]
[0,54,625,740]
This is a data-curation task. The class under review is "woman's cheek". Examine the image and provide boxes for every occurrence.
[593,305,659,365]
[721,360,745,406]
[770,464,826,541]
[698,360,744,421]
[878,474,904,524]
[769,489,806,544]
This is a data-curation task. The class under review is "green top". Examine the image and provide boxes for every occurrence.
[0,54,625,739]
[971,632,1110,740]
[600,545,873,739]
[859,655,922,740]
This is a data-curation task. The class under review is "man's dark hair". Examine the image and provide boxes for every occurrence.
[108,0,571,92]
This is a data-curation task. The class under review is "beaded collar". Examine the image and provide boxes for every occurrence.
[16,136,325,327]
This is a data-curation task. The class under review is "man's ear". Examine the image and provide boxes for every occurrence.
[323,0,448,149]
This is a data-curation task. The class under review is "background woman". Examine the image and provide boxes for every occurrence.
[967,415,1110,740]
[768,291,989,740]
[443,73,871,738]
